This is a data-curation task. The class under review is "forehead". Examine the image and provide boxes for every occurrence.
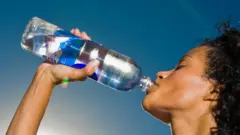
[186,46,208,61]
[183,46,209,73]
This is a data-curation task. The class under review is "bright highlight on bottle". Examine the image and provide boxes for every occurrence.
[21,17,153,92]
[61,77,69,88]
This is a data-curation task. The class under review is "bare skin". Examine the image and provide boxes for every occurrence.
[142,46,217,135]
[6,29,98,135]
[7,29,217,135]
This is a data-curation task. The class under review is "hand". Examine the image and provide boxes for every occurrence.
[37,28,99,85]
[71,28,91,40]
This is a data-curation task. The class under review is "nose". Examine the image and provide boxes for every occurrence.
[157,70,173,79]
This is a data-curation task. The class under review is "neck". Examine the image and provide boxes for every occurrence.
[170,109,216,135]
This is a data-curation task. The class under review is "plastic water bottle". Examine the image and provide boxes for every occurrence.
[21,17,153,92]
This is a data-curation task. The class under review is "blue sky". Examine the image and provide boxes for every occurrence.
[0,0,239,135]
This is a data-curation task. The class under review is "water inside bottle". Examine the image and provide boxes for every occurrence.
[21,17,153,92]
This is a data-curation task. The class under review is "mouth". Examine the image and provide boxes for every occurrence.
[153,81,159,86]
[146,81,159,94]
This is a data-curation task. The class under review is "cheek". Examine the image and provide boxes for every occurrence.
[142,72,210,111]
[174,74,209,108]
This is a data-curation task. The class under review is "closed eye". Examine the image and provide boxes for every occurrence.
[175,65,185,70]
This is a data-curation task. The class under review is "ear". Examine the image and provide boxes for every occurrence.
[203,78,220,102]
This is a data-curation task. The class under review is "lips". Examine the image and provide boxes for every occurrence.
[153,81,159,86]
[146,81,159,94]
[146,88,151,94]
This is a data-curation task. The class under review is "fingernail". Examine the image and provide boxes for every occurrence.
[87,59,100,73]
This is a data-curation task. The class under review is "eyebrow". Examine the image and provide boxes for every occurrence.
[178,55,192,64]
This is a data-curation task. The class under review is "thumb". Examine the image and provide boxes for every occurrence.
[85,59,100,75]
[71,59,100,81]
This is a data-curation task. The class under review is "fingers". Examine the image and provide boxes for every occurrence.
[71,28,91,40]
[81,31,91,40]
[70,59,100,81]
[74,28,82,37]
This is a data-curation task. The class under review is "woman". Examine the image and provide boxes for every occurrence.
[6,21,240,135]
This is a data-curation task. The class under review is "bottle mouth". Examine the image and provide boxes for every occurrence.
[139,76,153,92]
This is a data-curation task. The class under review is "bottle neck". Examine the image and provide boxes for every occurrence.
[138,76,153,92]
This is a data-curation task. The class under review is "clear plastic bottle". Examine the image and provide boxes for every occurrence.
[21,17,153,92]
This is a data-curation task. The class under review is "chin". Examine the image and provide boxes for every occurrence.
[142,94,152,112]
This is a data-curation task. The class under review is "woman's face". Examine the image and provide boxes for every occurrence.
[142,46,215,115]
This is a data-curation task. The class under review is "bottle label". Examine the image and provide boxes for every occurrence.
[52,30,100,81]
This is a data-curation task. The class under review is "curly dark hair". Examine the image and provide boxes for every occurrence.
[200,18,240,135]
